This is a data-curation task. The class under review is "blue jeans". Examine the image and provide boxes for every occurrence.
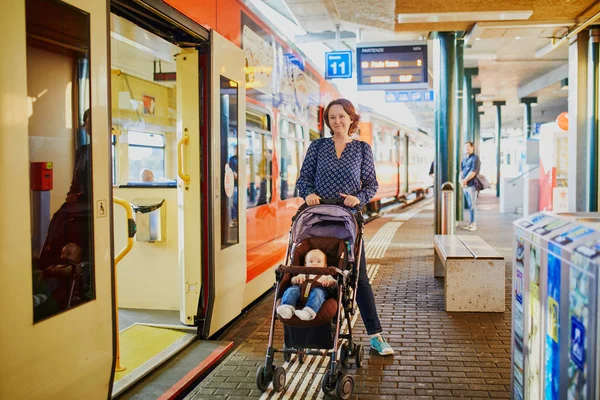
[463,186,477,224]
[356,241,382,335]
[281,285,328,313]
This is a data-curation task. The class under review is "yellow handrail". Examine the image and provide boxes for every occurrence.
[177,134,190,185]
[112,196,136,372]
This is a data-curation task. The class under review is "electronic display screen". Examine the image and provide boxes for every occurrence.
[356,41,428,91]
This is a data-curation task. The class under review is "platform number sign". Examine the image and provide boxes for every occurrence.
[571,316,585,370]
[325,51,352,79]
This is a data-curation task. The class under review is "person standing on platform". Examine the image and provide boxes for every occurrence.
[296,98,394,356]
[460,141,481,231]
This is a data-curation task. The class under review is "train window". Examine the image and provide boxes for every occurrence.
[127,131,166,182]
[220,76,239,248]
[246,111,273,208]
[279,120,304,200]
[27,0,95,322]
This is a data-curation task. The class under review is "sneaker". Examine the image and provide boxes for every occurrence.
[370,336,395,355]
[276,305,294,319]
[460,224,471,230]
[294,307,316,321]
[467,223,478,231]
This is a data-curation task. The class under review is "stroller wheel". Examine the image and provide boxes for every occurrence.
[354,344,364,368]
[255,365,271,392]
[335,374,354,400]
[339,343,349,367]
[272,366,286,392]
[298,353,305,363]
[321,371,336,396]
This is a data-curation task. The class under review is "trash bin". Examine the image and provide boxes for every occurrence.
[131,199,165,242]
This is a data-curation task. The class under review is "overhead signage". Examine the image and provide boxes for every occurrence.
[357,41,428,91]
[385,90,433,103]
[325,51,352,79]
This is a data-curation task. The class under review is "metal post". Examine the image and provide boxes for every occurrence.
[434,32,457,234]
[587,28,599,211]
[568,29,589,212]
[494,101,506,197]
[441,182,455,235]
[474,98,482,155]
[463,74,473,142]
[454,38,464,222]
[335,24,340,51]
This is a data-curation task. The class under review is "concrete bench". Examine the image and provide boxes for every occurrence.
[433,235,505,312]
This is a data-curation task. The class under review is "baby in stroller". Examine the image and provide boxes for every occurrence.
[276,249,337,321]
[256,201,365,399]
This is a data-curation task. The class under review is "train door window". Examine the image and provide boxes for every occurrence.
[127,131,165,182]
[279,120,304,200]
[27,0,95,322]
[245,110,272,208]
[221,76,239,247]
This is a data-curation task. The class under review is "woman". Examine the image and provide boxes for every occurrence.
[296,98,394,355]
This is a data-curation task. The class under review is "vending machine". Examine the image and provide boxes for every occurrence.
[538,122,568,212]
[512,212,600,400]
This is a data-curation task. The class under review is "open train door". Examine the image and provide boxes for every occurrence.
[200,31,247,338]
[0,0,114,398]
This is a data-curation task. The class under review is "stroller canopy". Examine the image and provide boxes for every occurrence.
[291,205,359,256]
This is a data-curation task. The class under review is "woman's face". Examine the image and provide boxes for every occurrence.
[328,104,351,136]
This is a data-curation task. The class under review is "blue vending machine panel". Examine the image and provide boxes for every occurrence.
[568,238,599,399]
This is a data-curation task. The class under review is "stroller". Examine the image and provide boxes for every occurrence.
[256,200,365,399]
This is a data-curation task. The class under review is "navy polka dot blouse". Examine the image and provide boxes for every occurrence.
[296,138,379,206]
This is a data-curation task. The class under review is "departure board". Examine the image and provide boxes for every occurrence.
[356,41,428,91]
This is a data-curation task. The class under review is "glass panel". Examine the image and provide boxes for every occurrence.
[128,145,165,182]
[128,131,165,147]
[221,76,239,248]
[280,137,302,200]
[27,0,94,322]
[246,130,273,208]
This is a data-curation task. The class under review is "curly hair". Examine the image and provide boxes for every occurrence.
[323,98,361,135]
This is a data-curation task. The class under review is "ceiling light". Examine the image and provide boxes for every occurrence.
[475,37,481,41]
[515,36,521,39]
[397,10,533,24]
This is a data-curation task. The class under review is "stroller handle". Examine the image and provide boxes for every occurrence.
[304,198,362,212]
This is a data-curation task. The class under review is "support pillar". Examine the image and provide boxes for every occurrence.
[521,97,537,138]
[587,28,599,211]
[494,101,506,197]
[463,68,478,143]
[434,32,457,234]
[454,37,464,222]
[474,98,482,155]
[568,29,589,212]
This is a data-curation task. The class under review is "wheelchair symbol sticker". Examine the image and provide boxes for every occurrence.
[571,316,585,370]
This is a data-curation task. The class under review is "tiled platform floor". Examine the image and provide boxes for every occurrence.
[186,191,518,399]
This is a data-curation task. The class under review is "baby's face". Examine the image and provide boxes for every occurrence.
[305,252,326,268]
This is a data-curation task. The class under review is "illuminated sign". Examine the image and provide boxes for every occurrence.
[356,41,428,91]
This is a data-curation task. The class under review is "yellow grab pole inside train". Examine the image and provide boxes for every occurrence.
[113,197,137,372]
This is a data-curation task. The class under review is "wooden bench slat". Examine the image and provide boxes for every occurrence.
[457,235,503,260]
[434,235,473,259]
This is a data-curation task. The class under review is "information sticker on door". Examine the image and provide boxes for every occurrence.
[224,163,234,198]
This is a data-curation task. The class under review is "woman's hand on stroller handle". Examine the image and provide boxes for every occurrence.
[339,193,360,208]
[306,193,321,206]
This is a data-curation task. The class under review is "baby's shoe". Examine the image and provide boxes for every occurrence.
[294,307,316,321]
[277,305,295,319]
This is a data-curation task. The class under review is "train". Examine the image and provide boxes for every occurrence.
[0,0,432,398]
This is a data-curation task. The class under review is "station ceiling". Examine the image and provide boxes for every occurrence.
[278,0,600,135]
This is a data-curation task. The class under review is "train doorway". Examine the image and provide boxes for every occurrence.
[108,0,245,396]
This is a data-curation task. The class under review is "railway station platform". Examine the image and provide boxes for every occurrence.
[184,191,515,400]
